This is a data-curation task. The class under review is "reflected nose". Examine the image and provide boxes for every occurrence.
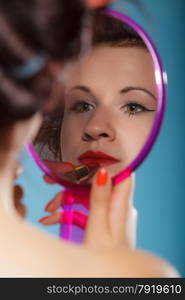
[82,111,116,142]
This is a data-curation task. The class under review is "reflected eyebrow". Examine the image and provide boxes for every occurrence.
[69,85,98,104]
[120,86,156,101]
[71,85,91,93]
[71,85,157,101]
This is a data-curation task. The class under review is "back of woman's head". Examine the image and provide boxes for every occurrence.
[0,0,89,132]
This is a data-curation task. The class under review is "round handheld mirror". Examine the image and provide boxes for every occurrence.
[27,9,166,242]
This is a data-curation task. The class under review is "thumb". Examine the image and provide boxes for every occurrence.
[43,160,75,173]
[84,168,112,247]
[109,173,134,246]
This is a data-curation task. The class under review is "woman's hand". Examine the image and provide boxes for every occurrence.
[84,169,136,249]
[40,166,137,249]
[83,170,180,278]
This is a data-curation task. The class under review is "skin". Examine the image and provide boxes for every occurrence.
[60,45,157,180]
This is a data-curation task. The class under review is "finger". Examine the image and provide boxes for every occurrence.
[39,212,61,225]
[45,191,63,212]
[43,160,75,173]
[127,206,138,249]
[43,161,75,184]
[84,168,112,246]
[109,173,135,245]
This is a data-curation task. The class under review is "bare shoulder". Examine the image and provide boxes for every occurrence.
[77,247,180,278]
[122,249,181,278]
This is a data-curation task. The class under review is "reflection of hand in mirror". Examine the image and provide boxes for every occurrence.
[43,160,100,183]
[34,14,157,183]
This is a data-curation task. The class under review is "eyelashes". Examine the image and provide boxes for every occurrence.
[69,100,155,116]
[121,102,155,116]
[69,101,94,113]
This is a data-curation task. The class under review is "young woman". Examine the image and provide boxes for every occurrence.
[0,109,179,277]
[0,1,179,277]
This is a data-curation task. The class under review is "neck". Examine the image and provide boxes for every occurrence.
[0,153,20,222]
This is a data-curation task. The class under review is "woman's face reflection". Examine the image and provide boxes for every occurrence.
[60,45,157,179]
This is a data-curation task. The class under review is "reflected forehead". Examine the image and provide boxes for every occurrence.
[72,45,151,67]
[66,45,156,94]
[82,45,152,67]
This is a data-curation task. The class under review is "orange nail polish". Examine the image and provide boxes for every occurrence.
[96,168,108,185]
[87,0,112,9]
[39,217,49,224]
[45,202,52,212]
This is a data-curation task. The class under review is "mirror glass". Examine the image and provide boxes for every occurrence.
[30,10,162,187]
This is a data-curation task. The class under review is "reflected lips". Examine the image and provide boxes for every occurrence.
[78,150,120,166]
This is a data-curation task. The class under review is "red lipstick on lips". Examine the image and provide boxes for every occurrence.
[78,151,120,167]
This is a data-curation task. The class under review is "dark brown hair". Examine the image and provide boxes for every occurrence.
[0,0,91,132]
[34,12,147,161]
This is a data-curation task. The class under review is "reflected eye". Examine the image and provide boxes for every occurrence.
[70,101,94,113]
[122,102,155,116]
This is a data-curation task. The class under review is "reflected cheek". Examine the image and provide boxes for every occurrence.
[82,120,152,178]
[116,122,152,166]
[122,124,152,161]
[60,121,82,163]
[60,125,73,161]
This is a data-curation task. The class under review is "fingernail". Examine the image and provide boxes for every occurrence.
[43,176,54,184]
[45,202,53,212]
[96,168,108,185]
[39,216,49,224]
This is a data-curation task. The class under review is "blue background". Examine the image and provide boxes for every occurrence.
[17,0,185,277]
